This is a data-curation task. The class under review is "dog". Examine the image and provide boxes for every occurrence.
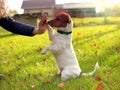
[41,12,99,81]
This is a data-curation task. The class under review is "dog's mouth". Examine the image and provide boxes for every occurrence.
[47,20,53,26]
[47,20,57,27]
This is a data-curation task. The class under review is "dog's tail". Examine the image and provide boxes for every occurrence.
[81,61,99,76]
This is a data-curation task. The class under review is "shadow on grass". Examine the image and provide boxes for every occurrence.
[0,33,16,38]
[75,26,120,70]
[73,27,120,69]
[73,27,120,45]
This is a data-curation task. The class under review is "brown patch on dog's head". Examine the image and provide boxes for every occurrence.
[48,11,71,27]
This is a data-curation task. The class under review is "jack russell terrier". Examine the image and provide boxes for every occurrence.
[41,12,99,81]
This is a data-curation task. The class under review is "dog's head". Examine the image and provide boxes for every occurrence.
[48,12,71,28]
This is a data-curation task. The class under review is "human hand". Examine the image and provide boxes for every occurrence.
[38,14,48,34]
[0,1,6,18]
[33,14,48,34]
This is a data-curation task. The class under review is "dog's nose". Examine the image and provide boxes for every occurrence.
[47,21,51,24]
[47,20,53,26]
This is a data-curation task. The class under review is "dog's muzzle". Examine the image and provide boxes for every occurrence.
[47,20,52,26]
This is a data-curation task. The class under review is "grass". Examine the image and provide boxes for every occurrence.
[0,17,120,90]
[73,16,120,26]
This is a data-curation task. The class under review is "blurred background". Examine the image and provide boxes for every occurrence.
[7,0,120,26]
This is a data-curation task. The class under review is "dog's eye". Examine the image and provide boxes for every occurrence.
[56,18,60,20]
[64,18,68,22]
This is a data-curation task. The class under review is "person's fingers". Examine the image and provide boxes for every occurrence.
[39,15,48,26]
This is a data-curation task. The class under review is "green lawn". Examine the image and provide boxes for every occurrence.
[73,16,120,26]
[0,19,120,90]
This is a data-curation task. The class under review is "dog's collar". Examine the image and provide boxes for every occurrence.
[57,29,72,35]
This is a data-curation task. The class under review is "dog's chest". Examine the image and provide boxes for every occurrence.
[52,33,71,45]
[50,33,72,55]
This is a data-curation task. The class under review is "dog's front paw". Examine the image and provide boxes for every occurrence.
[41,49,46,55]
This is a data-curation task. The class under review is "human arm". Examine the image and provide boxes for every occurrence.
[0,17,47,36]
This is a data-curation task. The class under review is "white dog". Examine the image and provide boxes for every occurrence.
[41,12,99,81]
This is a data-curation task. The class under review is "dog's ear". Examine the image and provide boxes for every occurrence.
[56,11,71,24]
[65,13,71,24]
[67,15,71,23]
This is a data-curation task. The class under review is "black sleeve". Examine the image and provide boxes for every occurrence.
[0,17,35,36]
